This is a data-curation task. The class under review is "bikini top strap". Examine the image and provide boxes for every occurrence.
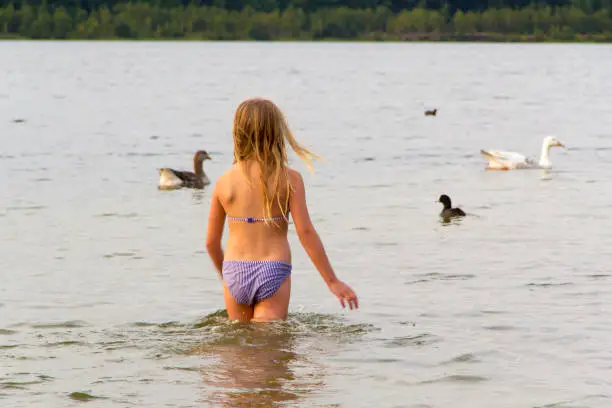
[226,215,287,223]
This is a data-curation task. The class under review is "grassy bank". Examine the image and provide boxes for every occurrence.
[1,3,611,42]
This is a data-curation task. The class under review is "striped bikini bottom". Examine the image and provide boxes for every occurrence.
[221,260,292,305]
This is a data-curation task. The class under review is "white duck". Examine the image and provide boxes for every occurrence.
[480,136,567,170]
[158,150,212,189]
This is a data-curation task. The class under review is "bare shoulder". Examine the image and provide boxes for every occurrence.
[221,166,240,183]
[287,167,304,186]
[212,167,234,194]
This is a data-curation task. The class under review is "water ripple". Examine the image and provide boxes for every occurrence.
[43,340,88,348]
[384,333,441,348]
[103,252,138,259]
[30,321,89,329]
[95,212,139,218]
[6,205,46,212]
[526,282,574,288]
[482,325,518,332]
[407,273,476,285]
[69,392,107,401]
[418,374,489,385]
[439,353,480,365]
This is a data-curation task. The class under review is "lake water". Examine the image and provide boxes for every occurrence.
[1,41,612,408]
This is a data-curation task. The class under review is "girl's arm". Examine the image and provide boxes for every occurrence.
[206,182,226,279]
[288,170,359,310]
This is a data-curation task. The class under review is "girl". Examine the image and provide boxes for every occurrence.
[205,98,359,322]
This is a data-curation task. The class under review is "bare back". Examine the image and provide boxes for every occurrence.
[216,161,292,263]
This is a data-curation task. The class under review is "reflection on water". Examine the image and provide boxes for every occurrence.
[193,324,306,407]
[191,189,209,204]
[440,216,465,226]
[186,310,372,407]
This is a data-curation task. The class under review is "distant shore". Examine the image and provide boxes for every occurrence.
[2,35,611,43]
[1,3,611,43]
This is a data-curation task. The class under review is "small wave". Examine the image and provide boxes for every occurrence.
[526,282,573,288]
[162,366,201,372]
[482,325,517,332]
[406,273,475,284]
[0,329,17,335]
[101,341,141,352]
[69,392,107,401]
[374,242,398,247]
[30,320,88,329]
[103,252,137,259]
[385,333,441,348]
[131,321,183,328]
[350,183,392,190]
[96,212,139,218]
[354,157,376,162]
[43,340,88,348]
[417,152,444,159]
[1,374,53,390]
[338,357,401,364]
[1,381,41,390]
[419,374,488,385]
[6,205,46,212]
[534,394,611,407]
[439,353,479,365]
[123,152,165,157]
[481,309,505,315]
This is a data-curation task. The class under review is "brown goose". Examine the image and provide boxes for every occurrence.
[158,150,212,190]
[425,108,437,116]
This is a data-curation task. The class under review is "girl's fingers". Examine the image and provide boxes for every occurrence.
[346,290,358,309]
[333,284,359,310]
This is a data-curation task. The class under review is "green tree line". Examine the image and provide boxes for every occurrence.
[0,1,611,41]
[0,0,596,14]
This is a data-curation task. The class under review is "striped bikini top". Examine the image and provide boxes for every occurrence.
[227,215,287,224]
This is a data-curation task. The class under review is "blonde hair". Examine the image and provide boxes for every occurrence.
[232,98,318,223]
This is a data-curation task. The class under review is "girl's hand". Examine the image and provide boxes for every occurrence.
[328,280,359,310]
